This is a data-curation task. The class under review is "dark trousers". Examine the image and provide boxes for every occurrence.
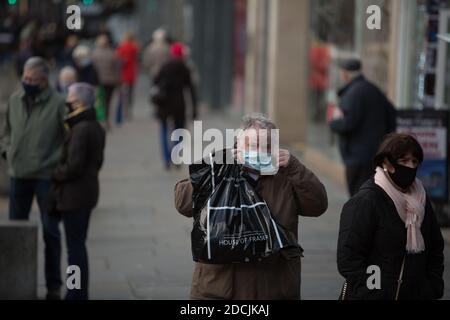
[160,118,185,165]
[9,178,62,291]
[62,209,92,300]
[117,83,135,123]
[345,163,374,196]
[103,84,116,124]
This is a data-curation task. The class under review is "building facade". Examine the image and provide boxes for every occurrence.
[243,0,450,144]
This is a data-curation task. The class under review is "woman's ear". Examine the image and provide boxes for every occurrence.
[383,157,395,174]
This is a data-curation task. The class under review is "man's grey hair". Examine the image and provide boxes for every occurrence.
[241,113,277,130]
[69,83,96,108]
[59,66,77,81]
[24,57,50,77]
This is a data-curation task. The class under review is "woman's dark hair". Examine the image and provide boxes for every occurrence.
[373,133,424,168]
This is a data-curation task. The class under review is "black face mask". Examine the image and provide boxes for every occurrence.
[22,81,42,97]
[388,162,417,190]
[65,102,75,113]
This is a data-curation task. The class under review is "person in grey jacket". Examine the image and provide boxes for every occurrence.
[142,28,171,83]
[0,56,66,300]
[92,34,121,129]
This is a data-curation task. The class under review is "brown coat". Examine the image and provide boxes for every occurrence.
[92,47,122,86]
[174,155,328,300]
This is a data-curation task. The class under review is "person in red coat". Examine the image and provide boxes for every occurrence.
[116,31,140,121]
[309,42,330,123]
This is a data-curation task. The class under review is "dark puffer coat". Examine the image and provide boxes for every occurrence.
[337,179,444,300]
[52,107,106,212]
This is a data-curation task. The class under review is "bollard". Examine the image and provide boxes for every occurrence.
[0,220,38,300]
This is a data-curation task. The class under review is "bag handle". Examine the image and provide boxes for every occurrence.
[395,255,406,300]
[209,153,215,189]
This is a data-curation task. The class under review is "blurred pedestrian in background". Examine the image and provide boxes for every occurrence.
[143,28,171,84]
[153,42,197,170]
[50,83,106,300]
[175,114,328,299]
[0,57,66,300]
[329,58,397,196]
[309,41,330,123]
[92,34,122,130]
[116,31,140,122]
[15,21,49,76]
[337,133,444,300]
[57,66,77,95]
[61,35,79,67]
[72,45,99,87]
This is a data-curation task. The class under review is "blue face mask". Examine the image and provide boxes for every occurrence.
[242,151,277,174]
[22,81,41,96]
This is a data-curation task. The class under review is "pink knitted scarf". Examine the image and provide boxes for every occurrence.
[374,167,426,254]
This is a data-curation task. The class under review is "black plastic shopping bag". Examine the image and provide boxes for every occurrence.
[189,151,298,264]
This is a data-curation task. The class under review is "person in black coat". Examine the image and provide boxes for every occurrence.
[337,133,444,300]
[72,45,99,87]
[153,42,197,170]
[330,58,397,196]
[51,82,106,300]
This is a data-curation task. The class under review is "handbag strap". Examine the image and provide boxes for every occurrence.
[340,281,348,300]
[395,255,406,300]
[341,255,406,301]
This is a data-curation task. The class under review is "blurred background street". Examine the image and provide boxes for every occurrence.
[1,0,450,300]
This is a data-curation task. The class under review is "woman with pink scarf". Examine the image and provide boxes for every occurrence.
[337,133,444,300]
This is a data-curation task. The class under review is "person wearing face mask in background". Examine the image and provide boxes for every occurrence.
[174,113,328,300]
[49,83,106,300]
[337,133,444,300]
[0,57,67,300]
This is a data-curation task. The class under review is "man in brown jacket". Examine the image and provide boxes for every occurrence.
[174,114,328,300]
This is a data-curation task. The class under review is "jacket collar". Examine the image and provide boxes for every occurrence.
[65,107,97,128]
[360,177,396,203]
[20,86,53,104]
[338,74,365,97]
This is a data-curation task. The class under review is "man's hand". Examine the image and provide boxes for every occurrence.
[327,105,344,124]
[278,149,291,167]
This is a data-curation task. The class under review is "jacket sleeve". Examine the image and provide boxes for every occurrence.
[426,200,445,299]
[280,155,328,217]
[52,125,88,182]
[337,195,378,299]
[330,91,364,135]
[153,64,163,85]
[0,101,11,157]
[142,47,153,74]
[174,178,194,218]
[42,101,67,170]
